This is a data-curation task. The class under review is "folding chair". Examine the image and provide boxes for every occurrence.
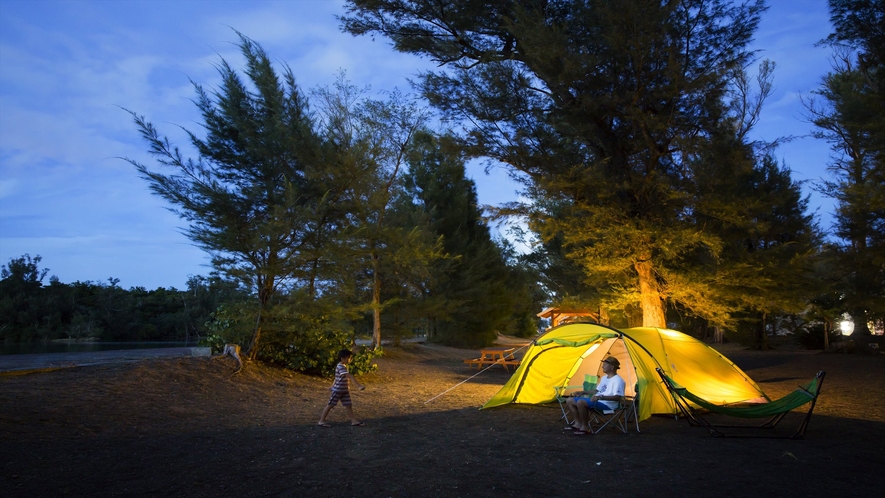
[589,384,641,434]
[554,374,597,428]
[656,368,825,439]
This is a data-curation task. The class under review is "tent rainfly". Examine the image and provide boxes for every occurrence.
[482,323,768,421]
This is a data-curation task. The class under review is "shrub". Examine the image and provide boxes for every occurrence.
[236,293,381,376]
[201,296,382,376]
[794,323,843,350]
[198,333,229,355]
[200,302,255,354]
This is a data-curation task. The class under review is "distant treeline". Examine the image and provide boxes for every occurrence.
[0,255,246,343]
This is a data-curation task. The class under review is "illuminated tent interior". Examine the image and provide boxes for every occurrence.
[482,323,768,421]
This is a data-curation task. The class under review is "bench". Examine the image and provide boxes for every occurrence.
[463,358,521,371]
[464,346,522,371]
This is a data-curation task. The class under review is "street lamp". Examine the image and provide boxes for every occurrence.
[840,318,855,336]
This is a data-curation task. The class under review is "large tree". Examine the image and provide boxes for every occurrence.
[125,34,337,358]
[310,78,435,349]
[342,0,767,327]
[805,0,885,334]
[400,131,536,346]
[693,147,820,347]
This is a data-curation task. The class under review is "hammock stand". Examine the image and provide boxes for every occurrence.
[656,368,826,439]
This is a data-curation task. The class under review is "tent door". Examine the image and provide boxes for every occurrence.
[569,338,637,397]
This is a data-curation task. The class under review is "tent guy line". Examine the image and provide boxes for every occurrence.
[423,343,533,405]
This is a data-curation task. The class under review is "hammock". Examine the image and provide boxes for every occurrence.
[656,368,826,439]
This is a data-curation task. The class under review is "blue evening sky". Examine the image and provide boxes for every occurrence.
[0,0,837,289]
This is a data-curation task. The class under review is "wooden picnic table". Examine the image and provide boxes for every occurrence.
[464,346,521,372]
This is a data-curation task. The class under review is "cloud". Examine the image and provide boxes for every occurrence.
[0,0,843,289]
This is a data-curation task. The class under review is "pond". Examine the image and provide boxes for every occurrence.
[0,341,202,356]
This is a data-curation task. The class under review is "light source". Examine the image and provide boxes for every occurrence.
[840,319,855,336]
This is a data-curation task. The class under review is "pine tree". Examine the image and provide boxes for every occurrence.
[342,0,768,327]
[400,131,535,346]
[804,0,885,334]
[310,77,434,349]
[124,34,336,358]
[694,147,820,348]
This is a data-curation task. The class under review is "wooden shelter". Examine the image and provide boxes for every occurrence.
[537,307,599,328]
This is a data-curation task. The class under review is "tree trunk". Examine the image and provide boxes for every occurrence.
[246,308,263,361]
[372,252,382,350]
[392,311,401,347]
[625,305,643,328]
[823,319,831,350]
[634,258,666,328]
[754,312,769,351]
[247,327,262,360]
[847,309,875,354]
[696,318,708,341]
[599,307,610,326]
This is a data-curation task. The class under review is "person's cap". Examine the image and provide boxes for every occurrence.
[603,357,620,369]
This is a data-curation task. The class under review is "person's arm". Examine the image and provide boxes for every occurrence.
[347,372,365,390]
[565,386,596,397]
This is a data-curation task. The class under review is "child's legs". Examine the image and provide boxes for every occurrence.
[339,391,356,422]
[320,390,345,422]
[319,403,334,422]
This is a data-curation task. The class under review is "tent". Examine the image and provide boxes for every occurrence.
[482,323,768,421]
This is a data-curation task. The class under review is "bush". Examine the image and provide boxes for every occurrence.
[259,326,381,377]
[201,296,382,376]
[200,302,256,354]
[794,324,843,350]
[198,333,229,355]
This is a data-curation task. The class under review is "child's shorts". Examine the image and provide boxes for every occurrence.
[328,389,352,407]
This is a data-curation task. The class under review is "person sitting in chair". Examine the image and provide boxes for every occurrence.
[566,356,626,435]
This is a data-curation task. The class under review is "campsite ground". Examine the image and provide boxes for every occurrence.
[1,339,883,497]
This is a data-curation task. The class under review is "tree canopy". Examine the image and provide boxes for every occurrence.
[804,0,885,334]
[123,32,537,364]
[341,0,817,329]
[125,33,338,357]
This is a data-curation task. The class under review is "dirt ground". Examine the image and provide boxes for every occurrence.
[1,339,884,497]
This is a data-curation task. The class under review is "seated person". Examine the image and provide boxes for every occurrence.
[565,356,626,435]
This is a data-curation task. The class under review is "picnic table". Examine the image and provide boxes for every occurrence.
[464,346,521,372]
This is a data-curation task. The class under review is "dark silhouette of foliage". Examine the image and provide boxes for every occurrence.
[804,0,885,337]
[342,0,777,328]
[0,254,246,344]
[397,131,542,346]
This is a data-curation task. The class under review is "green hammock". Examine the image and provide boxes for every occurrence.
[656,368,826,439]
[665,373,821,418]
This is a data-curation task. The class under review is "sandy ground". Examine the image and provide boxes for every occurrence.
[1,340,883,497]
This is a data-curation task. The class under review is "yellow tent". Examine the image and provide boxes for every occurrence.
[482,323,768,421]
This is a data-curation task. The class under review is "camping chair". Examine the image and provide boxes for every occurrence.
[656,368,825,439]
[588,384,641,434]
[556,379,641,434]
[554,375,597,428]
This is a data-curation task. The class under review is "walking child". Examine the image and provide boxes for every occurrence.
[317,349,366,427]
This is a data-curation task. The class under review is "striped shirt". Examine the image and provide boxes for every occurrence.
[331,362,349,392]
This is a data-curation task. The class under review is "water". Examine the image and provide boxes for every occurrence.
[0,341,201,356]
